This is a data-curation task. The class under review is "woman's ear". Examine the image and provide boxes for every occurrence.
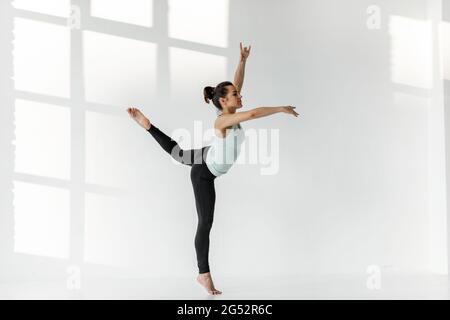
[219,97,227,107]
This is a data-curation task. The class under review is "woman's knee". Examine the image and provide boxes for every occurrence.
[198,217,214,230]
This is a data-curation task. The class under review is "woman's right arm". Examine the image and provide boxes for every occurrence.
[216,106,298,129]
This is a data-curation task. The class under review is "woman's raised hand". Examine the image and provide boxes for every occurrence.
[240,42,251,61]
[282,106,299,118]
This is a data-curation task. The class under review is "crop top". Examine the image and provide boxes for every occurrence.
[205,123,245,177]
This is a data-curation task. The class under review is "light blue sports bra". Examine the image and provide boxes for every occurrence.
[205,122,245,177]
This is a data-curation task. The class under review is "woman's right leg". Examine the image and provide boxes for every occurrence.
[147,124,202,166]
[190,164,216,274]
[190,162,222,295]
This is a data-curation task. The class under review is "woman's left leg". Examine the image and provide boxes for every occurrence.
[147,124,203,166]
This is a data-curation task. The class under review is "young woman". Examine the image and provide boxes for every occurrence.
[127,43,299,295]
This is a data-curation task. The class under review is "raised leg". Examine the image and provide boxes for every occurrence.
[148,124,202,167]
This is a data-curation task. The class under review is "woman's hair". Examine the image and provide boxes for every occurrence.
[203,81,234,112]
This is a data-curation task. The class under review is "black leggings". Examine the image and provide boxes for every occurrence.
[147,124,217,274]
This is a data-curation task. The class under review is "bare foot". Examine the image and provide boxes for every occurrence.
[127,107,151,130]
[197,272,222,295]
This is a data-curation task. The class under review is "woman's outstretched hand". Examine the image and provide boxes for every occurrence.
[240,42,251,62]
[127,107,151,130]
[281,106,299,118]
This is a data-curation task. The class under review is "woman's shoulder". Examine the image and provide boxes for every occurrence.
[214,115,242,131]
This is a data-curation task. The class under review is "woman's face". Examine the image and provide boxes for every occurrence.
[221,85,243,109]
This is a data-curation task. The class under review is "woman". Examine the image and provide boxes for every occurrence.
[127,43,299,295]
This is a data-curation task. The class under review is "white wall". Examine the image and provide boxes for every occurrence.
[428,0,447,274]
[0,0,447,282]
[443,0,450,276]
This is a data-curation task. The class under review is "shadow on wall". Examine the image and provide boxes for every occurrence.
[0,0,445,282]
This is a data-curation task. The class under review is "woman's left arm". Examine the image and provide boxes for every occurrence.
[233,42,251,93]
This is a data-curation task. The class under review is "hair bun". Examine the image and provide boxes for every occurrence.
[203,86,215,104]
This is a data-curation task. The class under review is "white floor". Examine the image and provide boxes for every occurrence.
[0,274,448,299]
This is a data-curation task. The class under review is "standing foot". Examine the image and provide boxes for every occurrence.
[196,272,222,295]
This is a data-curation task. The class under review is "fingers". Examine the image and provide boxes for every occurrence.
[285,106,299,117]
[240,42,251,54]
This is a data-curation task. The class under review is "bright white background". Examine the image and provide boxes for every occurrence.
[1,0,449,299]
